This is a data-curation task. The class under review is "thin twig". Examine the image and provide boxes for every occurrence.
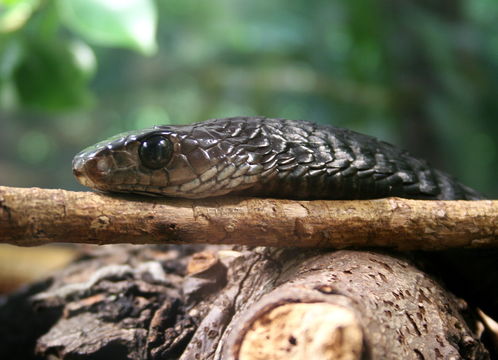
[0,186,496,250]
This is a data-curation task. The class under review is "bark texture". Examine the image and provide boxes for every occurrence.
[0,186,496,250]
[0,245,490,359]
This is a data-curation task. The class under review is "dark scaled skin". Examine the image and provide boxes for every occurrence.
[73,117,483,201]
[73,116,498,319]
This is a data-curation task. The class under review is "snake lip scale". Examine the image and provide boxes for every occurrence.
[73,116,483,201]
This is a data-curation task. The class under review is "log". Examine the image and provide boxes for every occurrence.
[0,186,496,250]
[0,245,491,359]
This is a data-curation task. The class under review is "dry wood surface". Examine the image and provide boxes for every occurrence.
[0,185,496,250]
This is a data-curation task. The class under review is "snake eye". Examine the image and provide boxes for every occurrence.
[139,135,173,169]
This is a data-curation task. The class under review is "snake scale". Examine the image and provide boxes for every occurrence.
[73,116,483,201]
[73,116,498,318]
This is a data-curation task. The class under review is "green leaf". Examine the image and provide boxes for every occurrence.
[0,0,40,33]
[56,0,157,55]
[1,0,28,5]
[13,37,93,110]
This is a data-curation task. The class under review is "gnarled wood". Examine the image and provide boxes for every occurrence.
[0,246,490,359]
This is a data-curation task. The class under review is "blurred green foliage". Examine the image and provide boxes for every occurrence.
[0,0,497,197]
[0,0,156,109]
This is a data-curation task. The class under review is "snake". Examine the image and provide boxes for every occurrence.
[73,116,498,317]
[72,116,483,201]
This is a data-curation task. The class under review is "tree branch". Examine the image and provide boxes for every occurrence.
[0,185,496,250]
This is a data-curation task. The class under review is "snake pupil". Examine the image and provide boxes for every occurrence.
[139,135,173,169]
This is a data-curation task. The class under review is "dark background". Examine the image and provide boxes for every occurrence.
[1,0,497,197]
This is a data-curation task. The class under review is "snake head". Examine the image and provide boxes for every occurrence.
[72,125,219,197]
[73,128,169,195]
[72,118,276,198]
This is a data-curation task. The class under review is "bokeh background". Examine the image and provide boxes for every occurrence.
[1,0,497,196]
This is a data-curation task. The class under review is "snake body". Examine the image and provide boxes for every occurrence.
[73,117,482,201]
[73,117,498,317]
